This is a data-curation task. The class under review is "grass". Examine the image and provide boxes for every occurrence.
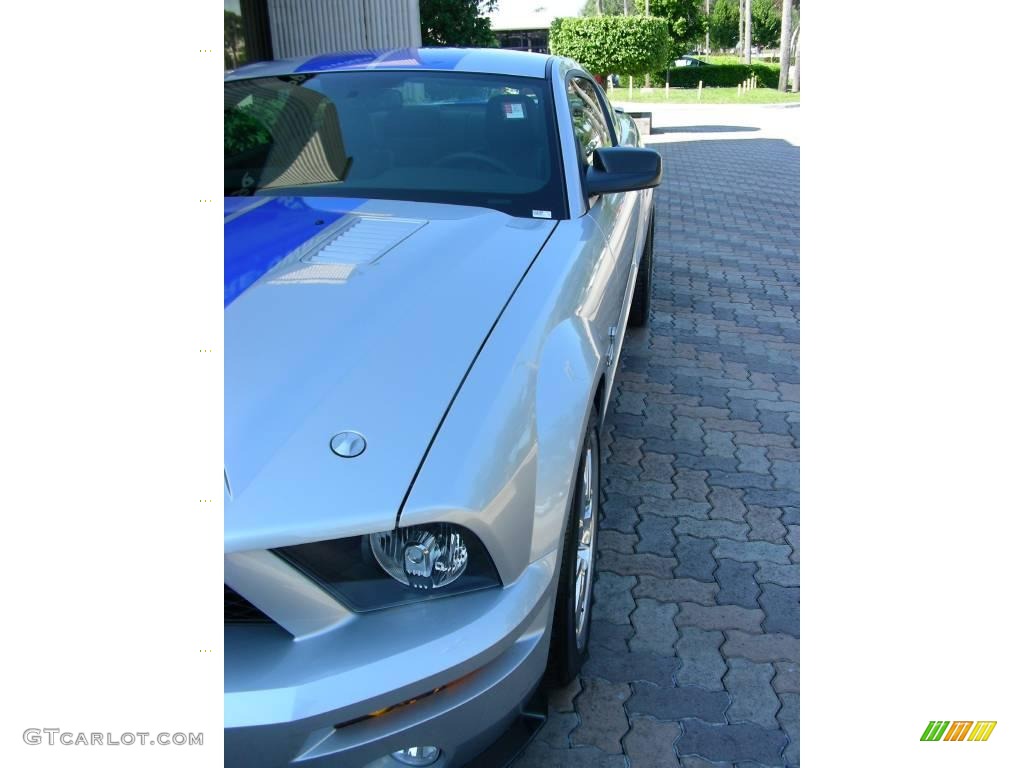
[610,87,800,105]
[691,54,780,65]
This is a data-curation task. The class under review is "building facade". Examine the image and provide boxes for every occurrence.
[225,0,422,70]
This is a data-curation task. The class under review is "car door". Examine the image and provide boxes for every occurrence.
[566,75,641,379]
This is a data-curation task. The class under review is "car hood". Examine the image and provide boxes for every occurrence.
[224,196,555,552]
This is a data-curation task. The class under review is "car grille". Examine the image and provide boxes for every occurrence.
[224,585,272,623]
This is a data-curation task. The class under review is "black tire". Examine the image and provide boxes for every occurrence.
[549,407,601,684]
[628,209,654,328]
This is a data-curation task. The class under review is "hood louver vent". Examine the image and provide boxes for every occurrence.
[304,215,425,265]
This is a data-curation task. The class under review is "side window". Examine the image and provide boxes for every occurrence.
[567,77,611,170]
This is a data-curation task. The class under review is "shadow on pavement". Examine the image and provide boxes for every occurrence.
[653,124,760,135]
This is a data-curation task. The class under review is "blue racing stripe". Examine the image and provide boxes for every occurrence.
[295,50,383,73]
[224,197,344,307]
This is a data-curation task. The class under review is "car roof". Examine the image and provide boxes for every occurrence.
[225,47,555,81]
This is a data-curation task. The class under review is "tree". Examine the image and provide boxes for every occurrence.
[709,0,740,51]
[420,0,498,47]
[750,0,781,48]
[225,10,245,70]
[581,0,626,14]
[648,0,707,56]
[777,0,792,91]
[549,15,672,80]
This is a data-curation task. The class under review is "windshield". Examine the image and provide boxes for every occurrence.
[225,70,567,219]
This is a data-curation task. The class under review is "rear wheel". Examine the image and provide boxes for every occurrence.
[628,209,654,328]
[549,408,600,684]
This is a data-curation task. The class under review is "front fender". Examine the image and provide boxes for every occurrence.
[399,217,611,586]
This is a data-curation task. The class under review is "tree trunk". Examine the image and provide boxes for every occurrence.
[738,0,745,56]
[743,0,752,64]
[791,26,800,92]
[705,0,710,54]
[777,0,793,91]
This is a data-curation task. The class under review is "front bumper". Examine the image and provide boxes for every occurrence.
[225,551,557,767]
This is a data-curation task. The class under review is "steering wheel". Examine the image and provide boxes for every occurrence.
[433,152,516,176]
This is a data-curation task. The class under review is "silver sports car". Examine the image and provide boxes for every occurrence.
[224,47,660,767]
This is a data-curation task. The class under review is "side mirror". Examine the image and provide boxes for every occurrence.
[585,147,662,196]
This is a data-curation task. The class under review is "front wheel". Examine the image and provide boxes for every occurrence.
[549,408,601,684]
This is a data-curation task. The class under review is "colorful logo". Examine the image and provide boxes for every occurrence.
[921,721,997,742]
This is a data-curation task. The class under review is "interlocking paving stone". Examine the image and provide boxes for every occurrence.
[590,620,635,652]
[674,467,711,501]
[676,719,788,766]
[700,417,763,435]
[602,493,641,533]
[604,462,640,482]
[620,717,683,768]
[674,627,728,690]
[583,645,679,686]
[680,758,733,768]
[633,575,718,605]
[599,530,637,554]
[787,524,800,563]
[534,710,579,748]
[674,415,705,443]
[704,430,737,458]
[606,477,676,499]
[599,550,677,579]
[571,678,630,753]
[592,572,637,625]
[755,562,800,587]
[636,514,678,556]
[725,659,781,728]
[772,661,800,694]
[743,488,799,508]
[676,602,765,633]
[759,584,800,636]
[734,432,793,448]
[713,539,792,564]
[778,693,800,766]
[547,677,582,713]
[628,680,730,722]
[515,742,627,768]
[674,535,719,580]
[737,445,771,474]
[722,630,800,663]
[708,487,747,521]
[771,460,799,491]
[608,436,644,465]
[675,516,750,542]
[707,470,775,490]
[629,599,680,656]
[714,559,761,608]
[641,497,711,519]
[640,452,676,482]
[746,505,788,543]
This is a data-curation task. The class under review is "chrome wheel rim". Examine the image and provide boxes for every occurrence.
[574,437,597,648]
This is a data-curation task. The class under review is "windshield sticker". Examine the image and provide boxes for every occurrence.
[503,102,526,119]
[532,210,552,219]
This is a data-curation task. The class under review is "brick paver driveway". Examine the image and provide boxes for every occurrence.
[514,108,800,768]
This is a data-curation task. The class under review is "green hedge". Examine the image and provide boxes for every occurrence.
[550,15,672,78]
[653,62,781,88]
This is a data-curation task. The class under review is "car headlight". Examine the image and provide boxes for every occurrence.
[273,523,501,612]
[370,523,469,589]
